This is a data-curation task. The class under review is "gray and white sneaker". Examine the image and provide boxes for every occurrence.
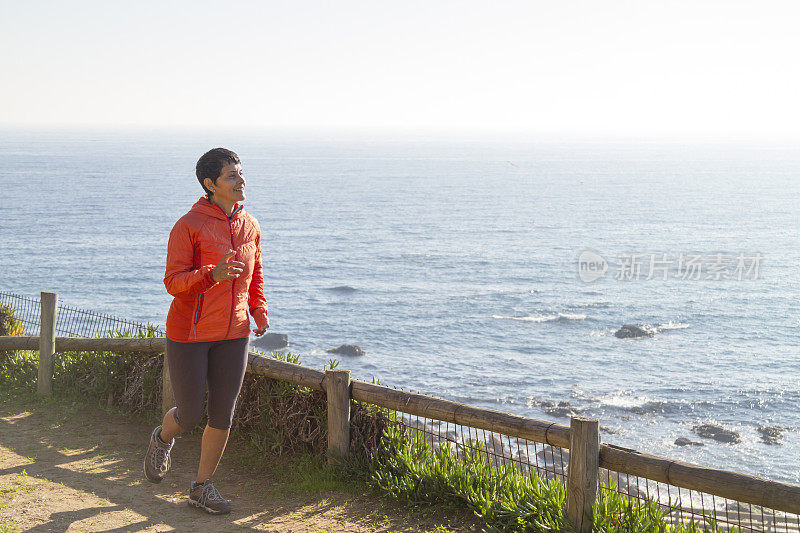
[143,425,174,483]
[188,479,231,515]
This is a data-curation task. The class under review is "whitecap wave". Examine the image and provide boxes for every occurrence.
[569,300,613,309]
[597,391,652,409]
[593,391,697,415]
[658,321,690,330]
[493,312,586,323]
[559,312,587,320]
[492,314,557,322]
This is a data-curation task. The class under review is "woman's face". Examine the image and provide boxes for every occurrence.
[208,162,246,205]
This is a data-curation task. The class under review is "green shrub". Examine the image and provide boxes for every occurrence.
[43,325,165,418]
[233,350,329,455]
[0,303,35,388]
[593,487,736,532]
[0,302,23,336]
[370,425,568,532]
[368,425,738,532]
[0,349,38,389]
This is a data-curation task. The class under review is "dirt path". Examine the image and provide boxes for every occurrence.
[0,394,482,532]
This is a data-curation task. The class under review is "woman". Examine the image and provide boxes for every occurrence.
[144,147,269,515]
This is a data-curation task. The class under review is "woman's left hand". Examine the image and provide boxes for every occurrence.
[252,318,269,336]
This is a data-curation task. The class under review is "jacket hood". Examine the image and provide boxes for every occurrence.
[190,196,245,220]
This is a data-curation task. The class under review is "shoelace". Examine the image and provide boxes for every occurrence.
[199,482,224,505]
[150,440,172,473]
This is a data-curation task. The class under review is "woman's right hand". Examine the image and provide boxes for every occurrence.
[212,250,245,282]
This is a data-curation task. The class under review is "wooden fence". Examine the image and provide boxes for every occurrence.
[2,292,800,531]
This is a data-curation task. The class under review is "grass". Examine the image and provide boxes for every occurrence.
[0,471,27,495]
[0,469,39,533]
[234,444,352,497]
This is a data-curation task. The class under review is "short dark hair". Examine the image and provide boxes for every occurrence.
[196,148,241,197]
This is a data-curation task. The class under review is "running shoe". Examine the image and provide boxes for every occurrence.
[143,425,174,483]
[188,478,231,515]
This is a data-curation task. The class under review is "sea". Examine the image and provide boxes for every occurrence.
[1,128,798,484]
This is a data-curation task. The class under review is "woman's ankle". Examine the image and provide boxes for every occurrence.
[156,427,173,445]
[159,407,182,442]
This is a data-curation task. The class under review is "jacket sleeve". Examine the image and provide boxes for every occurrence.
[164,218,217,297]
[249,230,269,329]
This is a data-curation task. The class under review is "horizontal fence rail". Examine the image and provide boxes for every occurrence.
[2,290,800,531]
[389,410,570,482]
[351,380,571,449]
[0,336,166,353]
[600,444,800,516]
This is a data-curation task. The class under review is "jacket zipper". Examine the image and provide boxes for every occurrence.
[193,293,204,338]
[224,218,236,339]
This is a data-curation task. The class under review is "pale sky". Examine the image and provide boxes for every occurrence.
[1,0,799,140]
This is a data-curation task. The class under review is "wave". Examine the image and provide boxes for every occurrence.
[558,312,588,320]
[657,321,690,330]
[493,312,587,323]
[324,285,357,293]
[592,391,708,416]
[567,300,614,309]
[399,252,445,261]
[596,391,652,409]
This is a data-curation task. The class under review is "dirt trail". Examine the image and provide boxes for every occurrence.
[0,395,481,532]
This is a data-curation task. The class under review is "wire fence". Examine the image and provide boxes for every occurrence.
[385,389,799,532]
[0,291,162,338]
[395,408,569,484]
[2,291,799,532]
[598,473,800,532]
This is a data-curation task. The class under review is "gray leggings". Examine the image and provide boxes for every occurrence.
[165,337,250,431]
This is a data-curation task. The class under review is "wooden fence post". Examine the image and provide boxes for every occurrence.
[567,416,599,533]
[37,292,57,395]
[162,355,174,418]
[326,369,351,464]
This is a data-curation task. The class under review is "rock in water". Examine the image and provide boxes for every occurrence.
[674,437,704,447]
[614,324,655,338]
[485,435,507,456]
[537,446,569,467]
[757,426,783,445]
[530,399,581,418]
[251,333,289,350]
[545,401,581,418]
[692,424,741,444]
[327,344,365,356]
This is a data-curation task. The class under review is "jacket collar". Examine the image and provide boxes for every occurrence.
[191,196,244,220]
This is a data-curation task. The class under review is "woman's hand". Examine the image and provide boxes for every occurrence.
[252,317,269,337]
[212,250,245,282]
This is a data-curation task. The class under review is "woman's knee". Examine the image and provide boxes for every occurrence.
[174,406,204,431]
[207,412,233,431]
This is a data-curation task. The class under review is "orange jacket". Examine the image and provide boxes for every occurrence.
[164,196,268,342]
